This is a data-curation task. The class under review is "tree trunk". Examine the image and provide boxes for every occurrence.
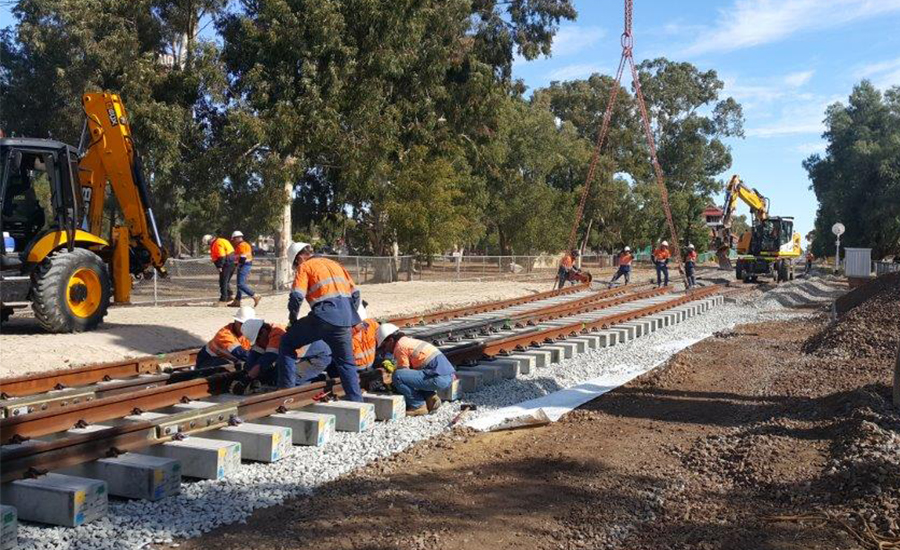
[274,172,293,289]
[893,338,899,409]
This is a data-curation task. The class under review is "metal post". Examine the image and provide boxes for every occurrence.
[153,270,158,306]
[835,237,841,274]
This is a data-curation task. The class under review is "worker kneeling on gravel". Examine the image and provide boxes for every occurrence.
[237,318,331,389]
[196,305,256,368]
[276,242,364,401]
[608,246,633,287]
[375,323,455,416]
[653,241,671,288]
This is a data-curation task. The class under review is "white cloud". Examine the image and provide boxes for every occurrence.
[682,0,900,56]
[551,25,605,57]
[548,64,603,81]
[794,141,827,155]
[856,57,900,89]
[744,96,841,137]
[784,70,814,87]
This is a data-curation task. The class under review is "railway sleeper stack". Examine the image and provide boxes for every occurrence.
[0,287,723,545]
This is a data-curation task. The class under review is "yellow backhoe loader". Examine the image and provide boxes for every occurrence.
[713,175,801,283]
[1,92,168,331]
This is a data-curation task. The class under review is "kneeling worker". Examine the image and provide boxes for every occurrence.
[375,323,455,416]
[196,306,256,368]
[239,318,331,387]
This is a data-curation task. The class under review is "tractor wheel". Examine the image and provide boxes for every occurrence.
[778,260,789,283]
[31,248,111,332]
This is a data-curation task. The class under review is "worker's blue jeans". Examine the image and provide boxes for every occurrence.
[556,267,569,290]
[655,262,669,286]
[392,369,453,410]
[276,315,362,401]
[236,262,255,299]
[610,265,631,285]
[685,262,696,288]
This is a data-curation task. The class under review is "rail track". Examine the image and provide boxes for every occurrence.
[0,282,724,540]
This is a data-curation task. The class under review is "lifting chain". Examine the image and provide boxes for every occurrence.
[566,0,688,289]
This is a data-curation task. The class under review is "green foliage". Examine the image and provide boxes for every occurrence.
[805,81,900,258]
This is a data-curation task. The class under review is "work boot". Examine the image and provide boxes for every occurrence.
[426,394,442,413]
[253,295,262,307]
[227,299,241,307]
[406,405,428,417]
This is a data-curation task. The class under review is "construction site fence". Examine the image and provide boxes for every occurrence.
[129,252,720,306]
[874,261,900,276]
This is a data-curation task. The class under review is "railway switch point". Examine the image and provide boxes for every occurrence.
[0,473,107,527]
[255,411,336,447]
[304,401,376,433]
[58,453,181,501]
[362,393,406,421]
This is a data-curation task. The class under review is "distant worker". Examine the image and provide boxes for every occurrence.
[653,241,671,288]
[684,244,697,289]
[805,251,814,274]
[275,242,364,401]
[196,306,255,368]
[231,231,260,308]
[204,232,236,306]
[608,246,634,288]
[237,318,331,388]
[556,249,579,289]
[375,323,455,416]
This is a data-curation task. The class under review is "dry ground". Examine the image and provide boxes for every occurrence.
[175,308,899,550]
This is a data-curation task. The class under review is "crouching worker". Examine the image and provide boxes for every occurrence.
[352,302,379,370]
[195,306,255,368]
[375,323,455,416]
[608,246,633,287]
[238,318,332,388]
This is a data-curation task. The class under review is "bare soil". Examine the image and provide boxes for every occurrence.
[176,311,900,550]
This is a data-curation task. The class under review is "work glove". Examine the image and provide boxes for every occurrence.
[381,359,396,373]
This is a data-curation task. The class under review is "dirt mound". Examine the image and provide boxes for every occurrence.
[803,273,900,359]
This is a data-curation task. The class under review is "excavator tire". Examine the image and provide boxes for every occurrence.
[777,260,789,283]
[31,248,111,333]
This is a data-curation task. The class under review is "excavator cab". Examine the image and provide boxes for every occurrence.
[0,138,111,328]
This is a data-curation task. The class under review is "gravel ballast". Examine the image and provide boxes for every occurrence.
[15,288,817,550]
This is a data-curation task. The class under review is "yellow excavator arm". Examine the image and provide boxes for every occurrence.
[77,93,168,301]
[714,175,769,268]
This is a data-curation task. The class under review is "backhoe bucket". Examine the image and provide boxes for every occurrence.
[715,248,733,270]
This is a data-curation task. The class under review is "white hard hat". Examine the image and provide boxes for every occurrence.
[661,240,669,247]
[357,302,369,321]
[233,305,256,324]
[202,234,214,245]
[231,230,243,239]
[287,242,312,263]
[240,318,264,345]
[375,323,400,347]
[624,246,631,252]
[688,243,695,249]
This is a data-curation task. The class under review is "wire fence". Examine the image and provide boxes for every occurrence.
[129,251,723,306]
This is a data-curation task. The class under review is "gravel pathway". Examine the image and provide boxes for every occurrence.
[15,292,815,550]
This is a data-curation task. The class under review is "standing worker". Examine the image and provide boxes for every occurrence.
[275,242,364,401]
[231,231,260,308]
[204,232,236,306]
[684,244,698,289]
[375,323,455,416]
[196,306,256,368]
[653,241,671,288]
[608,246,633,288]
[805,251,814,274]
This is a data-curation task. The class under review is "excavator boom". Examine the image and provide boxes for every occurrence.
[714,175,770,269]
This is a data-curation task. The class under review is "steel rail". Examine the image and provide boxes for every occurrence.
[444,285,723,364]
[1,381,340,482]
[0,283,593,398]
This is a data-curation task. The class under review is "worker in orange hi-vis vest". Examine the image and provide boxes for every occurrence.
[203,232,236,305]
[374,323,456,416]
[276,242,364,401]
[234,318,332,391]
[684,244,698,288]
[231,231,260,308]
[351,302,380,369]
[195,305,256,368]
[652,241,671,288]
[608,246,634,288]
[556,249,579,289]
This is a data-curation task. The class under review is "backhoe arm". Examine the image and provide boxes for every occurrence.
[714,175,770,269]
[78,93,168,278]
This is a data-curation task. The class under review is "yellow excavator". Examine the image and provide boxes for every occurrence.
[713,175,801,283]
[1,92,168,331]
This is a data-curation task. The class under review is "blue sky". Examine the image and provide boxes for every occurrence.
[4,1,900,238]
[514,0,900,239]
